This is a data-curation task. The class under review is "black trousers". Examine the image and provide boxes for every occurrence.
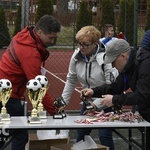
[0,98,28,150]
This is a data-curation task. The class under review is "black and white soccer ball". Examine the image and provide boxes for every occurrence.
[0,79,12,89]
[26,79,42,91]
[0,83,3,92]
[35,75,48,88]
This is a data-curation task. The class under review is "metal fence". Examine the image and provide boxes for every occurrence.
[0,0,148,111]
[0,0,147,47]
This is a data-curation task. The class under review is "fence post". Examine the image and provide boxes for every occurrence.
[21,0,30,29]
[25,0,30,27]
[73,0,77,50]
[133,0,139,49]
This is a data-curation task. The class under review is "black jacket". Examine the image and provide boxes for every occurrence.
[92,48,150,122]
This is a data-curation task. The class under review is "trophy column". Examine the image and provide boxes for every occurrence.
[26,79,42,124]
[53,97,67,119]
[35,75,48,119]
[37,87,48,119]
[0,79,12,122]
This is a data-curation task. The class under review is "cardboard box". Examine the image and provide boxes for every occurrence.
[50,144,109,150]
[26,133,69,150]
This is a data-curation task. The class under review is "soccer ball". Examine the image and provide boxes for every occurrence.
[35,75,48,87]
[0,83,3,92]
[26,79,42,91]
[0,79,12,89]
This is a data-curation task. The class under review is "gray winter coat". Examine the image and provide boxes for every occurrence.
[62,44,118,108]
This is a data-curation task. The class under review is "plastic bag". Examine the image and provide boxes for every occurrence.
[37,130,69,140]
[71,135,98,150]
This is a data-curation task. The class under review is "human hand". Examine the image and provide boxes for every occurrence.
[117,32,125,39]
[80,89,94,98]
[100,94,113,107]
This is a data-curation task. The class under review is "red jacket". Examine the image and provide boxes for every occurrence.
[0,27,55,115]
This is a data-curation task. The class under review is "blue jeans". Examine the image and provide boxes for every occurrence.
[77,103,114,150]
[0,98,28,150]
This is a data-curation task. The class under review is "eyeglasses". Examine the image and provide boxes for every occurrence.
[77,42,93,48]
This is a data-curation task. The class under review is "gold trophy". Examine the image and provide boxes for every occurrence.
[53,97,67,119]
[0,79,12,122]
[26,79,42,124]
[35,75,48,119]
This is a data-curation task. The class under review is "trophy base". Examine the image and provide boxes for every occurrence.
[38,111,47,119]
[53,114,64,119]
[0,120,3,124]
[29,116,41,124]
[62,113,66,118]
[86,105,94,110]
[1,114,11,122]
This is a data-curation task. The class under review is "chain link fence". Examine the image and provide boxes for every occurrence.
[0,0,147,111]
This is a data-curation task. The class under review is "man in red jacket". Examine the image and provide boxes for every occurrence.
[0,15,61,150]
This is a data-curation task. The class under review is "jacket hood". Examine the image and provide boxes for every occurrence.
[74,43,105,65]
[122,47,150,80]
[13,26,49,61]
[141,29,150,49]
[136,47,150,63]
[14,27,37,47]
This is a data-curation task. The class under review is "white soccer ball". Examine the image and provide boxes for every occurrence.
[26,79,42,91]
[35,75,48,87]
[0,79,12,89]
[0,83,3,92]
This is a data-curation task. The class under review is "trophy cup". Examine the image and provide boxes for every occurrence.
[0,79,12,122]
[35,75,48,119]
[80,93,94,110]
[26,79,42,124]
[52,97,66,119]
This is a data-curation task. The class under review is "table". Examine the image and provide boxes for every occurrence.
[0,116,149,129]
[0,116,150,150]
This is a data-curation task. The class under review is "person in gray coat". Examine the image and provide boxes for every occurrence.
[61,26,118,150]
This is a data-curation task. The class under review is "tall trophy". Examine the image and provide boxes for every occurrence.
[80,92,94,110]
[35,75,48,119]
[0,79,12,122]
[26,79,42,124]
